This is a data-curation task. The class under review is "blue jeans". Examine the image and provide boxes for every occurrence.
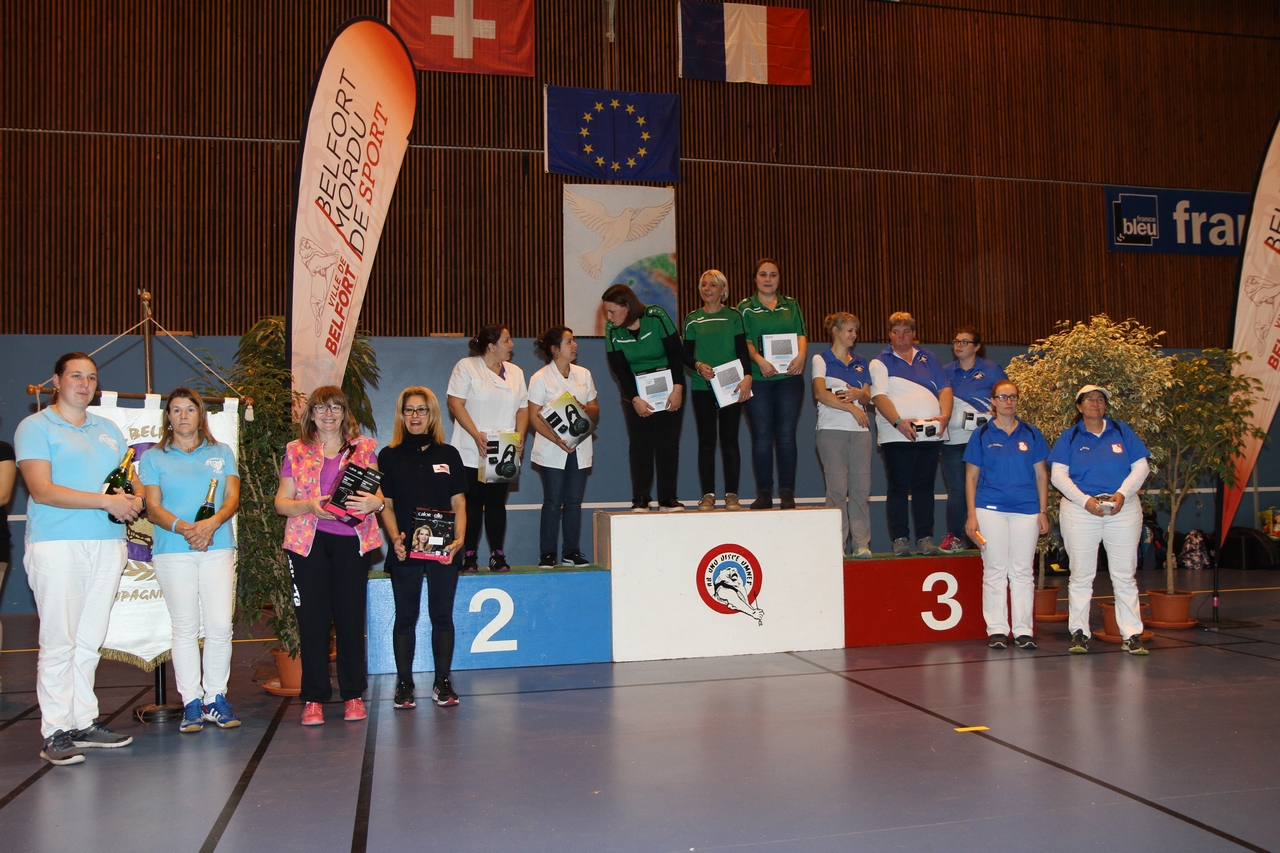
[744,375,804,492]
[538,453,588,557]
[940,442,969,540]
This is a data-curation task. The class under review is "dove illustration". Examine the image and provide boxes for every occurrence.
[565,189,675,279]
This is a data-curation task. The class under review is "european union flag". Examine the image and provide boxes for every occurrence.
[544,85,680,182]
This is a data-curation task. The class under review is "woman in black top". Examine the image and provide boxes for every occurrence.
[377,387,468,710]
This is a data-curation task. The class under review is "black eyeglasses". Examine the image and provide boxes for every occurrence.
[953,339,976,347]
[993,394,1018,402]
[402,406,429,416]
[312,403,345,414]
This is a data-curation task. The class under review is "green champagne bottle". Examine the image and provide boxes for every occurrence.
[194,478,218,522]
[102,447,135,524]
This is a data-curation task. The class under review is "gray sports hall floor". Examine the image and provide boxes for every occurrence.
[1,568,1278,853]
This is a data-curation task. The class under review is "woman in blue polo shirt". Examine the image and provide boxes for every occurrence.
[942,326,1006,552]
[140,388,240,733]
[812,312,873,557]
[602,283,686,511]
[739,258,807,509]
[15,352,144,765]
[963,379,1048,650]
[1047,385,1151,656]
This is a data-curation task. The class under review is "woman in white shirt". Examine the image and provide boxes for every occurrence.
[527,327,599,568]
[811,313,874,557]
[446,325,529,572]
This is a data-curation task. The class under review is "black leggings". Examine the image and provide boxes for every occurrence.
[463,468,509,554]
[691,389,742,495]
[390,559,460,682]
[622,404,684,503]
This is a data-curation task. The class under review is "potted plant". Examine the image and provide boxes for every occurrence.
[207,317,379,691]
[1147,349,1266,628]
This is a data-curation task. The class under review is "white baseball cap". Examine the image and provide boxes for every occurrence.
[1075,385,1111,403]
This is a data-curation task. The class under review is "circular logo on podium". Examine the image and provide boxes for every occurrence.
[696,544,765,625]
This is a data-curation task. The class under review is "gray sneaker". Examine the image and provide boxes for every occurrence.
[892,538,912,557]
[40,730,85,765]
[918,536,941,556]
[69,722,133,749]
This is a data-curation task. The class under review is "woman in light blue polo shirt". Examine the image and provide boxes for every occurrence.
[15,352,144,765]
[140,388,240,734]
[1047,385,1151,656]
[963,379,1048,650]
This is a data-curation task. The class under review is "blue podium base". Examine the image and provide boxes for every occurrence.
[367,567,612,674]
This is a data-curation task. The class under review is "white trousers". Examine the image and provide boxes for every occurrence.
[25,539,128,738]
[976,508,1038,637]
[1060,498,1144,638]
[153,549,236,707]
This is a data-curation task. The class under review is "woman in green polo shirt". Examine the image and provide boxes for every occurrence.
[684,269,752,511]
[738,258,807,509]
[601,283,686,511]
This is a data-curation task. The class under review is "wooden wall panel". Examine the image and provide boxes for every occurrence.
[1,1,1276,346]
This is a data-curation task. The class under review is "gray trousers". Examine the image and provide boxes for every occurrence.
[815,429,873,552]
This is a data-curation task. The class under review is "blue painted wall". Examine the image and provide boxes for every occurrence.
[2,334,1275,615]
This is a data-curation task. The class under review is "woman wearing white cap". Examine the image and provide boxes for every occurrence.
[1046,385,1151,655]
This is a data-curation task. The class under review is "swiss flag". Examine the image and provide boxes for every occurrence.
[390,0,534,77]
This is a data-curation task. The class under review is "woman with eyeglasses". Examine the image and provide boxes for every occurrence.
[528,327,599,567]
[275,386,384,726]
[377,387,467,709]
[1047,385,1152,656]
[941,326,1006,553]
[140,388,240,733]
[963,379,1048,650]
[446,325,528,572]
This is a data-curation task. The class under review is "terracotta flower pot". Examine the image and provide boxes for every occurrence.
[1096,601,1154,643]
[1034,586,1067,621]
[1146,589,1197,629]
[265,646,303,696]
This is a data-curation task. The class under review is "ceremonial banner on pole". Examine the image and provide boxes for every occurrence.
[90,396,241,669]
[289,19,417,396]
[1224,112,1280,540]
[562,185,676,335]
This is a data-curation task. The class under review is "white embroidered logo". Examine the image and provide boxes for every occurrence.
[99,434,119,453]
[207,458,225,473]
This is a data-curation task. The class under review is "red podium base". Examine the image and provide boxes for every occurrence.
[845,555,988,647]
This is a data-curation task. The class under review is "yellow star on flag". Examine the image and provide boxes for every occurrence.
[595,156,605,166]
[594,102,604,112]
[611,161,620,172]
[579,127,589,137]
[637,116,646,126]
[610,99,620,108]
[584,144,593,154]
[637,147,647,157]
[627,158,636,167]
[582,113,593,122]
[625,104,635,114]
[641,131,651,141]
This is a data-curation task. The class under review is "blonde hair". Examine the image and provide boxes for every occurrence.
[824,312,860,339]
[888,311,916,332]
[390,387,445,446]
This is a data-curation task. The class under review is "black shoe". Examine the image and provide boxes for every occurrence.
[1069,630,1089,654]
[461,551,479,573]
[489,551,510,572]
[779,489,796,509]
[750,490,773,510]
[561,551,591,567]
[393,680,416,709]
[988,634,1008,649]
[1121,634,1150,656]
[432,677,460,707]
[658,499,685,512]
[538,552,556,569]
[40,730,84,765]
[1013,635,1038,650]
[630,497,650,513]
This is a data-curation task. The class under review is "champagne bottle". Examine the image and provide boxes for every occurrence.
[102,447,136,524]
[194,478,218,522]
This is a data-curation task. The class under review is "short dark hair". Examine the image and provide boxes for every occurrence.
[469,325,507,357]
[954,325,986,357]
[601,284,644,327]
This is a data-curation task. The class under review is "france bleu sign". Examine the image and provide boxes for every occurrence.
[1105,185,1251,256]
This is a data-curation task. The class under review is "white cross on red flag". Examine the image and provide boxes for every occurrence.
[390,0,535,77]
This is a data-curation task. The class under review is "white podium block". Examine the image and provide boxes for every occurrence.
[596,508,845,662]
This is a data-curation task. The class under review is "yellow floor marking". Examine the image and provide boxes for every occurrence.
[954,726,989,732]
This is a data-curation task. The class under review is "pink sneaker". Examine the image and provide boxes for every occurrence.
[300,702,324,726]
[344,698,367,721]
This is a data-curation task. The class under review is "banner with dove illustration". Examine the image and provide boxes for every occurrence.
[562,185,677,336]
[544,85,680,182]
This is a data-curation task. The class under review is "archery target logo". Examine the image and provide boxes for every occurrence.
[697,544,765,625]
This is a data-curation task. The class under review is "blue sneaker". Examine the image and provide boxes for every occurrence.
[202,695,241,729]
[180,699,204,733]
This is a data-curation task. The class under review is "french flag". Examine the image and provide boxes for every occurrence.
[679,0,811,87]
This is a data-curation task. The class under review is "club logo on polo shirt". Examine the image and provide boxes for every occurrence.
[1018,441,1029,452]
[433,463,450,474]
[973,371,985,380]
[1112,443,1123,453]
[207,458,225,473]
[854,365,864,373]
[99,434,119,452]
[696,544,764,625]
